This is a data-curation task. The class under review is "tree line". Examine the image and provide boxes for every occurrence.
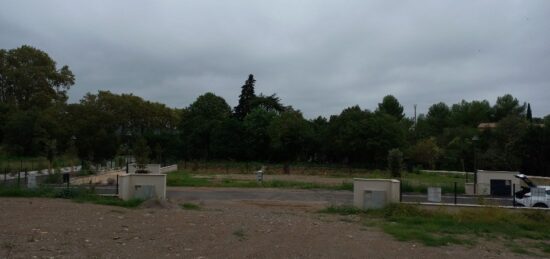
[1,45,549,176]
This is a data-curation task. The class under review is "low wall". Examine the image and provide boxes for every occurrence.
[160,164,178,174]
[128,164,161,174]
[353,178,400,209]
[118,174,166,200]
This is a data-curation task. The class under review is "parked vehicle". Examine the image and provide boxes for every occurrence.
[514,174,550,208]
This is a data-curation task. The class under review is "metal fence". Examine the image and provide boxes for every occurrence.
[1,170,118,196]
[399,181,548,208]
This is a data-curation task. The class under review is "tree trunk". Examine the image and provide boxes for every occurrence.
[284,163,290,175]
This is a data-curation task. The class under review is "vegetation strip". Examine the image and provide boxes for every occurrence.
[180,202,201,210]
[166,170,465,193]
[320,203,550,255]
[167,171,353,190]
[0,186,143,208]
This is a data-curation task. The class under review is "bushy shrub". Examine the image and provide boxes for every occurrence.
[388,148,403,177]
[54,188,83,199]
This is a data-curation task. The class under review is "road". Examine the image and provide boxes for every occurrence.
[167,187,515,206]
[168,187,353,204]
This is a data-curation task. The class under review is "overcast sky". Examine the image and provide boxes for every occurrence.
[1,0,549,118]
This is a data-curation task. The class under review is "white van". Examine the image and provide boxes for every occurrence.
[514,174,550,208]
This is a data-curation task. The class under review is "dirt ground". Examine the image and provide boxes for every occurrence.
[0,198,536,259]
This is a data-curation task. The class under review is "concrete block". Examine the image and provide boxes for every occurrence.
[353,178,400,209]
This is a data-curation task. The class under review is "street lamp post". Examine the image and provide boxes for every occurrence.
[126,131,132,174]
[472,135,479,195]
[71,136,77,173]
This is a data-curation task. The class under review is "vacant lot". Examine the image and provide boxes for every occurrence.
[0,197,540,258]
[167,169,466,193]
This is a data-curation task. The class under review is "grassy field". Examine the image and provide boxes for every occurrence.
[321,203,550,256]
[167,169,464,193]
[400,172,465,193]
[0,186,143,208]
[167,171,353,190]
[176,161,467,193]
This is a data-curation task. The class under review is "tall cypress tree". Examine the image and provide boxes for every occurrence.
[526,103,533,123]
[234,74,256,120]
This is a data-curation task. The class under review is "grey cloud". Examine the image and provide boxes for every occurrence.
[1,0,549,118]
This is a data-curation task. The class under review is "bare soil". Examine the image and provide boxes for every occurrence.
[0,198,534,259]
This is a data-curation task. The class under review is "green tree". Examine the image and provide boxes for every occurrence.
[426,102,451,136]
[2,110,39,155]
[180,93,232,159]
[493,94,525,121]
[210,117,245,160]
[66,100,117,163]
[408,138,441,169]
[365,113,407,167]
[450,100,492,127]
[526,103,532,123]
[242,108,277,160]
[518,124,550,177]
[234,74,257,120]
[0,45,75,109]
[310,116,329,162]
[376,95,404,120]
[326,106,405,166]
[249,93,285,113]
[483,115,528,170]
[0,103,10,143]
[268,110,313,162]
[133,137,151,172]
[326,106,371,164]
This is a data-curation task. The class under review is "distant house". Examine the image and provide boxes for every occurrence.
[477,122,497,131]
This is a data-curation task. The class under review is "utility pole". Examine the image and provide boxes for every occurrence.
[414,104,417,128]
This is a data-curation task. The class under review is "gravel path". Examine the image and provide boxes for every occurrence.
[0,198,533,259]
[168,187,354,205]
[168,187,514,206]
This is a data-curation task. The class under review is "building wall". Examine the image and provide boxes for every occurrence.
[469,170,522,196]
[118,174,166,200]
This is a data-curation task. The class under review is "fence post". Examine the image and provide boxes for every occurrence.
[17,171,20,187]
[512,184,516,207]
[473,170,477,195]
[454,182,457,205]
[116,174,119,195]
[399,180,403,202]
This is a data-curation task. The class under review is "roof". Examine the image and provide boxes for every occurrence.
[478,122,497,130]
[477,170,520,174]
